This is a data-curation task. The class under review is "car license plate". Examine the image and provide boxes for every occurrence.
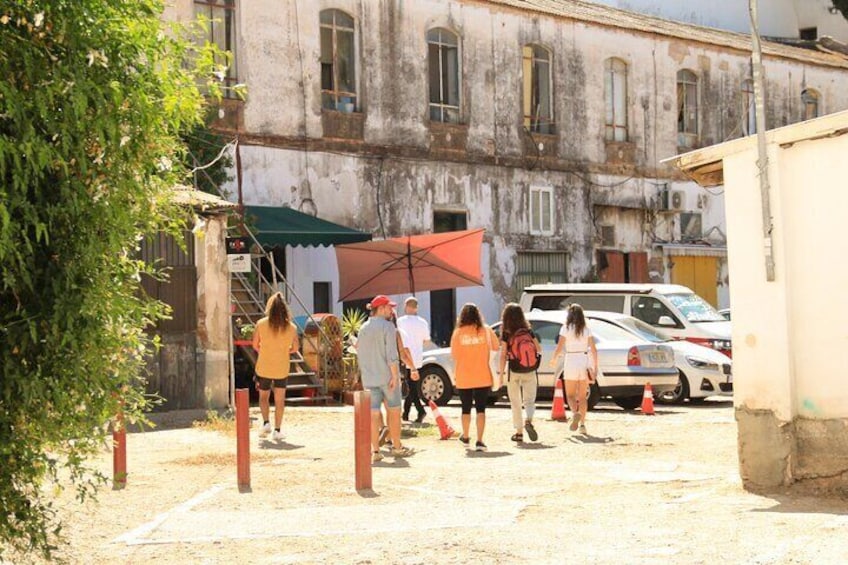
[648,352,665,363]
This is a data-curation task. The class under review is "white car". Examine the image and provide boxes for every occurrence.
[585,311,732,404]
[418,310,679,409]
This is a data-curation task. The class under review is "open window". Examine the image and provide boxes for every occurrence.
[522,44,554,134]
[320,9,357,112]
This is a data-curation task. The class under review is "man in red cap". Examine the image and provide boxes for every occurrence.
[356,295,414,463]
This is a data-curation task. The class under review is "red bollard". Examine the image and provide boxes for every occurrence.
[113,409,127,489]
[354,390,372,491]
[235,388,251,491]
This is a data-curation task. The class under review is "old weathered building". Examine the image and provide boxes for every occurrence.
[175,0,848,343]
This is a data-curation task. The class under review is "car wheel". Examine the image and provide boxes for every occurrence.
[587,381,601,410]
[613,395,642,410]
[657,373,689,405]
[418,366,453,406]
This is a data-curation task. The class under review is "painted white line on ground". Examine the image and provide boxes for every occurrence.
[115,496,526,546]
[113,483,227,545]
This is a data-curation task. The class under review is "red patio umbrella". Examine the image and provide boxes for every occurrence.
[334,229,484,302]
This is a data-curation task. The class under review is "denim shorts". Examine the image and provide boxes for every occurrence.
[367,383,402,410]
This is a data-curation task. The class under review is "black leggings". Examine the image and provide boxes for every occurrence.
[458,387,489,415]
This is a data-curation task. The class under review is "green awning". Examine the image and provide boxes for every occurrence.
[242,205,372,247]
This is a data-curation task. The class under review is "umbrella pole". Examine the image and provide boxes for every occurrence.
[407,239,415,296]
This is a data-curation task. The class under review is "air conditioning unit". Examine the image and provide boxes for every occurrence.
[670,190,686,211]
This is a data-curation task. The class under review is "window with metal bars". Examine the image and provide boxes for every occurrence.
[514,251,567,295]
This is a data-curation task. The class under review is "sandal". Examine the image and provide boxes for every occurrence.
[511,433,524,442]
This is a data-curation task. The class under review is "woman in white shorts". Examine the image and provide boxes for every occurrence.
[551,304,598,434]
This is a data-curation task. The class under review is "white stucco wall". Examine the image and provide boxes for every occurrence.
[720,116,848,420]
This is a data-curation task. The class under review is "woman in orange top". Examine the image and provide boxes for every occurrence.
[252,292,299,441]
[450,303,498,452]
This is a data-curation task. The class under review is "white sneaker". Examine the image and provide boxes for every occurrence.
[271,429,285,441]
[260,422,272,437]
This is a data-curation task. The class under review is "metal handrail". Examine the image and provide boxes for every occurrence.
[194,162,338,397]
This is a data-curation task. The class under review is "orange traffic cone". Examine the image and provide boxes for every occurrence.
[551,378,568,422]
[641,382,655,415]
[428,400,456,440]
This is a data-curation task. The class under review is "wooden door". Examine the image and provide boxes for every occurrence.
[670,255,718,307]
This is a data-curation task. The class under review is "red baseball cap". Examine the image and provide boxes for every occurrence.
[370,295,397,309]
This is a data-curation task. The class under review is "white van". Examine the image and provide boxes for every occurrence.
[519,283,732,357]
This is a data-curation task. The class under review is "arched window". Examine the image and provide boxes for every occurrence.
[320,10,357,111]
[604,58,628,142]
[522,44,553,134]
[677,69,699,147]
[742,79,756,136]
[801,88,820,120]
[427,28,461,123]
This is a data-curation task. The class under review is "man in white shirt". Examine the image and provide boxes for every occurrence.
[396,296,432,423]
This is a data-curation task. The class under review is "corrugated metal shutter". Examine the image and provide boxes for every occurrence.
[514,251,568,294]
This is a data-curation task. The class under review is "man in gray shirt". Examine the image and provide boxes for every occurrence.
[356,295,413,462]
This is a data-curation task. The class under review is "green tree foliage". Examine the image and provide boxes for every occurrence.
[0,1,216,556]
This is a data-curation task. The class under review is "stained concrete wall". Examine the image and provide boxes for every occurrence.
[196,0,848,313]
[688,112,848,492]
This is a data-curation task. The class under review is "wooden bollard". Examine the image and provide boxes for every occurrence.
[113,408,127,489]
[235,388,251,491]
[354,390,372,491]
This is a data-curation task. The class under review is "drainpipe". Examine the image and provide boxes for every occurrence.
[749,0,776,282]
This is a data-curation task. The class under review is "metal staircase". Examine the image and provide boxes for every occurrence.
[190,159,334,405]
[229,223,333,405]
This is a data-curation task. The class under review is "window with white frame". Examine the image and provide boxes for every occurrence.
[194,0,238,98]
[522,45,554,134]
[427,28,461,123]
[676,69,699,147]
[802,88,819,120]
[604,58,628,142]
[320,9,357,111]
[742,79,756,136]
[529,186,554,235]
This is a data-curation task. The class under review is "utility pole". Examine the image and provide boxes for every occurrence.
[749,0,776,281]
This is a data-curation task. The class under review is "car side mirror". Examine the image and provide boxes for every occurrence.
[657,315,676,327]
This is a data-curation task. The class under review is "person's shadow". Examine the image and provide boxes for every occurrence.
[567,434,615,444]
[466,450,513,459]
[258,440,305,451]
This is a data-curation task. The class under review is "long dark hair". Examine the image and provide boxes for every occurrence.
[500,302,529,340]
[457,302,483,330]
[565,303,586,337]
[265,292,291,333]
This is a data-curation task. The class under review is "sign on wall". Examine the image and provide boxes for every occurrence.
[226,237,251,273]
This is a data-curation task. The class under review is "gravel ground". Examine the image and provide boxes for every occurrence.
[19,398,848,564]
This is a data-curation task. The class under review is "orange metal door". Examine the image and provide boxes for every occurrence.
[670,255,718,307]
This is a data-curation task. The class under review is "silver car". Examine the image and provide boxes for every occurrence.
[585,311,733,404]
[418,310,679,409]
